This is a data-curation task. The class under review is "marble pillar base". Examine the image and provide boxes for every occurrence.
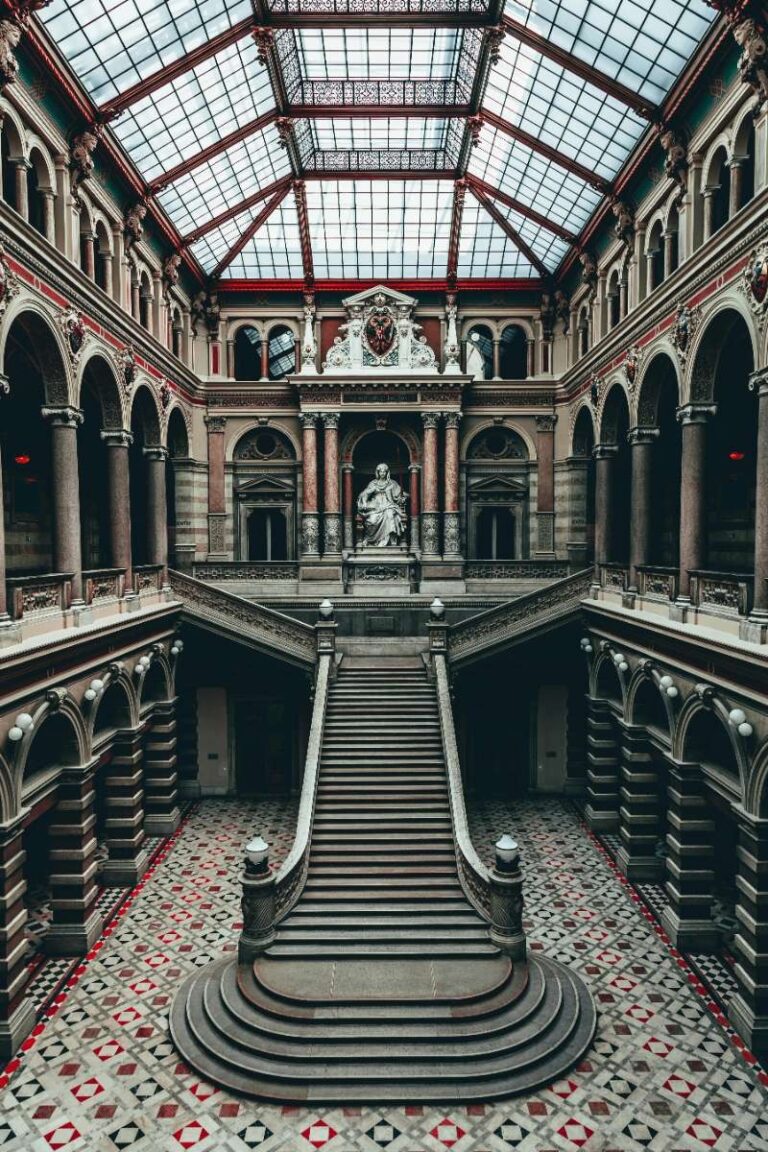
[100,847,150,888]
[420,512,440,559]
[0,996,36,1060]
[144,808,182,837]
[44,909,104,957]
[741,611,768,644]
[728,993,768,1058]
[615,847,664,882]
[659,906,721,952]
[0,616,21,647]
[323,513,342,556]
[300,512,321,558]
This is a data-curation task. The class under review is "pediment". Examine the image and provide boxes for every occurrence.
[237,476,295,495]
[342,284,417,309]
[468,475,528,493]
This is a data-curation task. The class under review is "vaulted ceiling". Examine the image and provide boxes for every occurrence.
[39,0,717,288]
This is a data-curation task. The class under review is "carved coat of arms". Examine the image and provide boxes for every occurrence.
[741,243,768,324]
[364,306,395,356]
[60,307,87,360]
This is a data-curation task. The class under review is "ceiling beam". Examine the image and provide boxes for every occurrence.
[148,110,279,194]
[98,17,255,119]
[267,12,497,26]
[293,179,315,289]
[211,184,291,279]
[181,176,293,246]
[481,109,611,193]
[465,174,576,242]
[446,178,467,285]
[302,169,458,182]
[470,183,549,277]
[502,15,657,119]
[289,103,472,119]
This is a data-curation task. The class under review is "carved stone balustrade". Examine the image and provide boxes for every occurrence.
[689,570,754,618]
[83,567,125,605]
[636,565,678,603]
[599,563,629,592]
[6,572,74,620]
[133,564,163,594]
[192,562,299,582]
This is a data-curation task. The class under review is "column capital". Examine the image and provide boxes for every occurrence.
[100,428,133,448]
[593,443,619,460]
[300,412,318,430]
[676,402,717,425]
[443,411,462,430]
[627,425,660,445]
[0,372,9,395]
[748,366,768,396]
[341,462,354,473]
[320,411,340,430]
[204,413,226,433]
[408,462,421,473]
[421,412,440,429]
[143,446,169,462]
[41,405,83,428]
[535,414,557,433]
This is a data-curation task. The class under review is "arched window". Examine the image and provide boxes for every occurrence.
[267,326,295,379]
[27,148,52,240]
[465,325,493,379]
[139,272,152,331]
[94,221,112,294]
[704,146,730,237]
[577,307,590,357]
[235,326,262,380]
[646,220,664,292]
[606,270,620,330]
[498,324,527,379]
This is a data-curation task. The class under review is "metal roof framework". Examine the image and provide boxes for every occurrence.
[37,0,717,288]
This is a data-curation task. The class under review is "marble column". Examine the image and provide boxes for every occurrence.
[729,160,744,217]
[0,818,35,1057]
[677,404,715,601]
[628,426,659,590]
[144,447,169,582]
[260,339,269,381]
[41,190,56,244]
[342,464,354,551]
[702,187,717,241]
[443,412,461,558]
[300,414,320,557]
[130,275,141,323]
[535,414,557,557]
[421,413,440,558]
[584,697,621,832]
[43,406,84,604]
[593,444,618,577]
[663,230,676,279]
[409,463,421,553]
[660,758,720,951]
[204,414,227,557]
[492,339,501,380]
[101,429,133,594]
[728,810,768,1057]
[13,160,29,221]
[321,413,341,556]
[82,230,96,280]
[526,338,535,378]
[143,701,181,835]
[99,728,149,886]
[749,368,768,618]
[46,768,104,955]
[616,722,664,880]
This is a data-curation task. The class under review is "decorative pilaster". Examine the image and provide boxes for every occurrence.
[99,728,150,886]
[144,446,169,583]
[616,721,664,881]
[101,429,133,594]
[443,412,461,558]
[300,413,320,557]
[584,698,621,832]
[409,464,421,553]
[342,464,354,551]
[676,404,716,602]
[143,700,181,836]
[728,810,768,1058]
[628,426,659,590]
[660,758,719,951]
[321,413,341,555]
[46,767,104,955]
[204,413,227,558]
[0,819,35,1057]
[42,406,85,604]
[535,414,557,557]
[421,413,440,558]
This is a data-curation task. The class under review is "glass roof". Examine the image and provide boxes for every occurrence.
[38,0,717,283]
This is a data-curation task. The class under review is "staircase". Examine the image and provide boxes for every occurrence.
[171,655,596,1102]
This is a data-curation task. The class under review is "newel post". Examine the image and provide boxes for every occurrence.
[489,835,527,960]
[238,836,276,962]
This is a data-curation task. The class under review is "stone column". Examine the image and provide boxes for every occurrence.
[43,406,85,604]
[0,413,9,623]
[300,414,320,557]
[82,230,96,280]
[321,413,341,556]
[728,810,768,1057]
[226,339,235,378]
[143,700,181,835]
[0,818,35,1057]
[443,412,461,558]
[421,413,440,558]
[409,464,421,552]
[260,339,269,381]
[702,187,717,241]
[677,404,715,601]
[593,444,618,576]
[729,160,744,217]
[46,767,104,955]
[584,697,621,832]
[526,338,535,378]
[628,426,659,590]
[492,338,501,379]
[663,230,676,279]
[660,758,720,951]
[616,722,664,880]
[101,429,133,595]
[144,447,169,582]
[619,275,629,320]
[535,414,557,558]
[204,414,227,558]
[130,275,141,323]
[342,464,355,551]
[13,160,30,221]
[749,368,768,619]
[99,728,149,886]
[41,190,56,244]
[152,271,163,343]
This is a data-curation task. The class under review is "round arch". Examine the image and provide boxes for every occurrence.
[138,657,172,709]
[129,383,162,447]
[626,669,674,743]
[90,677,135,741]
[687,300,758,404]
[77,351,125,431]
[461,419,535,461]
[591,651,626,710]
[227,419,301,463]
[746,737,768,816]
[674,693,748,801]
[13,696,88,812]
[0,302,71,406]
[341,422,419,466]
[570,403,595,457]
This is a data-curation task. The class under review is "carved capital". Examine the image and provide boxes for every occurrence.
[422,412,440,430]
[204,413,226,433]
[300,412,318,430]
[676,403,717,425]
[443,412,462,430]
[100,428,133,448]
[41,405,83,428]
[749,366,768,396]
[593,443,619,460]
[627,425,660,446]
[143,446,169,462]
[535,414,557,433]
[321,412,340,430]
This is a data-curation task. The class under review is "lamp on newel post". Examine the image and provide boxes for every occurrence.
[489,834,527,960]
[238,835,276,962]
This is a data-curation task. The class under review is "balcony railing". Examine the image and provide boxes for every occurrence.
[464,559,571,580]
[599,563,628,592]
[133,565,163,594]
[84,567,125,605]
[636,565,678,603]
[690,570,753,618]
[6,572,73,620]
[192,561,299,582]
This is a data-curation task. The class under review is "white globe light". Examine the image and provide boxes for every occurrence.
[91,679,104,693]
[176,640,184,651]
[659,675,673,689]
[17,713,34,731]
[666,686,679,698]
[585,644,593,654]
[738,722,753,738]
[318,599,334,620]
[134,662,144,675]
[84,688,96,702]
[170,645,179,657]
[729,709,747,726]
[8,727,23,742]
[619,661,629,672]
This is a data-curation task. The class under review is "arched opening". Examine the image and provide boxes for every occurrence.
[622,676,671,879]
[79,212,96,280]
[734,121,756,211]
[646,220,664,291]
[267,325,295,380]
[140,661,168,710]
[166,408,190,569]
[705,147,730,236]
[498,324,527,379]
[571,406,596,564]
[0,119,24,213]
[599,384,631,565]
[233,426,297,563]
[638,355,681,569]
[27,148,51,239]
[465,325,493,379]
[577,306,590,357]
[235,326,263,380]
[171,307,183,359]
[606,270,620,331]
[78,359,119,571]
[465,426,530,560]
[94,221,112,294]
[129,388,161,568]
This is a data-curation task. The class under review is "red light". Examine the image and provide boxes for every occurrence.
[13,454,30,465]
[728,451,746,462]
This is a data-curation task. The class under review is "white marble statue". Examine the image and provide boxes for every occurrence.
[357,463,407,549]
[466,332,486,380]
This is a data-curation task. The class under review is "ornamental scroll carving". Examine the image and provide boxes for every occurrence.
[323,285,437,373]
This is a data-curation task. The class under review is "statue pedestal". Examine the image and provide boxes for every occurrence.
[343,549,418,596]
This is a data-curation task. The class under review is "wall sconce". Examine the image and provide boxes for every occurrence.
[729,708,753,738]
[659,675,678,698]
[579,637,593,654]
[8,712,34,742]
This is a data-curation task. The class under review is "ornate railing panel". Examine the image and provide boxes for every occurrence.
[637,565,677,602]
[168,570,316,669]
[192,562,299,582]
[690,570,753,618]
[274,651,331,921]
[7,572,73,620]
[84,567,124,604]
[449,569,592,665]
[599,563,628,591]
[465,560,571,580]
[133,564,163,593]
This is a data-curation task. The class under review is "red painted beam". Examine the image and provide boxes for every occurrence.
[181,177,293,246]
[290,103,472,119]
[293,179,315,288]
[447,179,467,283]
[149,110,279,193]
[218,277,543,292]
[211,185,290,279]
[470,183,549,278]
[502,15,657,119]
[99,17,255,118]
[465,175,576,243]
[481,109,611,193]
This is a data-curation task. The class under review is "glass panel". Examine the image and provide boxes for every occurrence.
[41,0,252,104]
[484,37,645,181]
[157,125,291,236]
[486,198,570,270]
[189,208,254,274]
[458,198,537,278]
[225,200,305,279]
[296,29,461,80]
[307,180,454,278]
[311,118,448,151]
[468,125,602,234]
[504,0,715,104]
[113,37,275,181]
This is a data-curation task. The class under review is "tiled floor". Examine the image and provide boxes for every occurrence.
[2,796,767,1152]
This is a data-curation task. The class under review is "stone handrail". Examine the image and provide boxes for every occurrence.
[689,569,754,618]
[433,651,491,920]
[464,559,571,580]
[273,650,332,921]
[168,569,316,669]
[6,571,74,619]
[449,568,593,665]
[192,561,299,581]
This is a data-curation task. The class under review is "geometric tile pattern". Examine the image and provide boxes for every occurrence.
[0,796,765,1151]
